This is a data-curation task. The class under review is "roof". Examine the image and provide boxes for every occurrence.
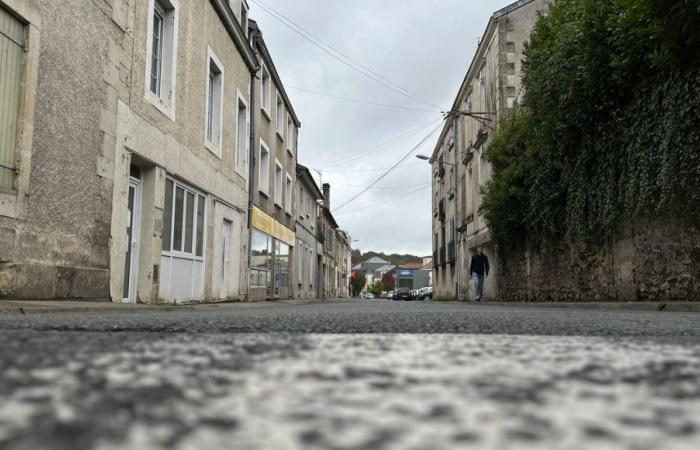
[365,257,390,264]
[249,20,301,127]
[352,264,362,271]
[421,262,433,270]
[374,265,395,273]
[320,206,338,229]
[297,164,324,200]
[400,262,425,270]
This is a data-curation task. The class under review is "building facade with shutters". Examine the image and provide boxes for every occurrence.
[247,19,301,301]
[430,0,546,300]
[294,164,322,300]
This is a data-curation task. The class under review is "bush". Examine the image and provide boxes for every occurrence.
[481,0,700,252]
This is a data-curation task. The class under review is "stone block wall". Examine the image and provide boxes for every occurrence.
[499,220,700,302]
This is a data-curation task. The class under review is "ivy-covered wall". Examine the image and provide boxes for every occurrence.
[481,0,700,300]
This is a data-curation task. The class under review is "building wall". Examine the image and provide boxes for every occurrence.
[431,0,545,301]
[107,0,253,304]
[500,221,700,302]
[1,0,128,299]
[294,177,320,299]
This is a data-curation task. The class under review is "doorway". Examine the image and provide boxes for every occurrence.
[220,220,232,299]
[123,177,142,303]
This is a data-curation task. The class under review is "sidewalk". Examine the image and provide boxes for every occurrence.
[454,300,700,313]
[0,298,327,315]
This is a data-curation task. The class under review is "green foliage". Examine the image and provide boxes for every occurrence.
[481,0,700,252]
[368,281,384,296]
[351,250,422,267]
[350,272,367,295]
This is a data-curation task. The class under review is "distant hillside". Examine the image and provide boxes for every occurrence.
[351,250,423,267]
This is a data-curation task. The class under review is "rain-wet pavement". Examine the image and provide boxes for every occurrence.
[1,300,699,449]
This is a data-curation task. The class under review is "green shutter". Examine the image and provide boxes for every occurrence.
[0,6,25,189]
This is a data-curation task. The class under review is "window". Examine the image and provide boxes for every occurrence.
[146,0,178,116]
[276,94,285,139]
[205,50,224,154]
[250,230,271,288]
[260,64,271,117]
[274,160,283,206]
[259,140,270,195]
[285,173,293,214]
[0,6,24,190]
[297,241,303,284]
[287,117,295,155]
[236,91,249,171]
[162,178,206,258]
[298,184,304,219]
[275,242,289,289]
[240,1,249,34]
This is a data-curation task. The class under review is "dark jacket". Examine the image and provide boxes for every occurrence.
[470,253,490,276]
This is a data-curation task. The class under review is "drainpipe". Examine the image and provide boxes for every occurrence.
[453,113,461,301]
[247,30,261,301]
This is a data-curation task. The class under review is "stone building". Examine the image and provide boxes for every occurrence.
[335,229,352,298]
[430,0,546,300]
[294,164,322,299]
[247,19,301,301]
[318,183,339,299]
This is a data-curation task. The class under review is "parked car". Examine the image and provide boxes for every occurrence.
[366,293,375,300]
[394,288,413,301]
[418,286,433,300]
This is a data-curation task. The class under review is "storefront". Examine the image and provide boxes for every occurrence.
[249,206,295,300]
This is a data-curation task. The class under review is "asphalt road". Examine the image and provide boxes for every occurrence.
[1,300,699,450]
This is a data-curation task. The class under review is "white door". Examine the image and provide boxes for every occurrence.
[123,178,141,303]
[220,220,232,299]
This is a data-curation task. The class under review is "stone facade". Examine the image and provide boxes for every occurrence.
[430,0,545,300]
[499,221,700,302]
[294,164,322,299]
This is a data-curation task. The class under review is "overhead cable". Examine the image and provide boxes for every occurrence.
[334,185,430,217]
[286,85,444,113]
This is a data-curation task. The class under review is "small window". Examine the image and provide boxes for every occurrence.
[274,160,283,206]
[236,92,248,171]
[146,0,178,115]
[285,173,293,214]
[162,178,206,258]
[259,140,270,195]
[261,64,271,117]
[205,50,224,154]
[276,94,285,140]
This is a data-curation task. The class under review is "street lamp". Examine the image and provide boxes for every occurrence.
[416,154,457,166]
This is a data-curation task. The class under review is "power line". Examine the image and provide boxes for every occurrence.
[332,120,445,212]
[249,0,446,111]
[334,185,430,217]
[286,85,443,113]
[314,117,444,169]
[332,182,431,190]
[321,163,426,174]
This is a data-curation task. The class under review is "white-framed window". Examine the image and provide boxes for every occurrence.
[297,240,303,284]
[240,1,249,34]
[274,160,283,206]
[285,173,293,214]
[205,48,224,155]
[298,184,304,219]
[162,178,207,259]
[287,116,295,155]
[276,93,285,140]
[235,89,249,172]
[145,0,179,119]
[259,140,270,196]
[260,63,271,119]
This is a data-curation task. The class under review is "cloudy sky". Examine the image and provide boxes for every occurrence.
[248,0,518,256]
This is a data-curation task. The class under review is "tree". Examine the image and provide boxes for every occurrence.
[381,272,395,291]
[350,272,367,297]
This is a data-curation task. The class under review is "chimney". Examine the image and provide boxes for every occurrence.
[322,183,331,209]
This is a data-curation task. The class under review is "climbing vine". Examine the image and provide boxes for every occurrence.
[481,0,700,252]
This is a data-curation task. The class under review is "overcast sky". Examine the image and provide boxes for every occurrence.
[249,0,518,256]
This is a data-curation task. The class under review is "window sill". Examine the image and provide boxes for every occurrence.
[261,107,271,122]
[276,131,284,142]
[205,140,222,158]
[259,189,270,198]
[145,92,176,122]
[286,148,294,158]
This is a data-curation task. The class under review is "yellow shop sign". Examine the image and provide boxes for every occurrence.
[251,206,296,246]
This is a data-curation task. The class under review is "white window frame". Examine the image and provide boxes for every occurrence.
[260,63,271,120]
[274,160,283,206]
[287,116,295,156]
[240,0,249,35]
[259,139,270,196]
[145,0,179,121]
[285,173,293,215]
[276,93,285,141]
[204,47,225,157]
[162,177,207,261]
[235,89,249,174]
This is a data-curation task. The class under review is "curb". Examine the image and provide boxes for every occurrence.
[448,300,700,313]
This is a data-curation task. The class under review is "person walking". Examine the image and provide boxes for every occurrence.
[469,246,490,302]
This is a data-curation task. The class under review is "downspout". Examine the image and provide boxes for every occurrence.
[453,112,461,301]
[247,29,261,301]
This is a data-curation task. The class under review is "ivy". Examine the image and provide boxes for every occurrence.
[481,0,700,253]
